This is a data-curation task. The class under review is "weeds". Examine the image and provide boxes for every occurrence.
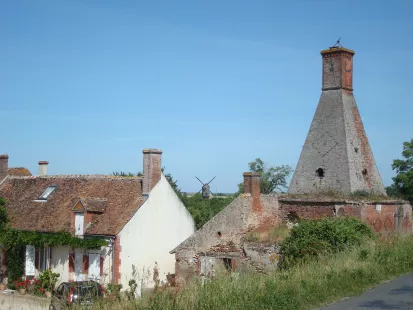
[78,234,413,310]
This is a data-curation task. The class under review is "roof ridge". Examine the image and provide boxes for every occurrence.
[8,175,143,180]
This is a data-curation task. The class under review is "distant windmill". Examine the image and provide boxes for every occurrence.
[195,176,216,199]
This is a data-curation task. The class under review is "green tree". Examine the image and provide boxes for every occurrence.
[112,168,183,197]
[237,158,293,194]
[182,194,234,229]
[391,138,413,204]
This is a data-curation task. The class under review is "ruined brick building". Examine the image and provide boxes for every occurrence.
[171,46,412,284]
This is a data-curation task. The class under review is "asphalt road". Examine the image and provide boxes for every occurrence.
[321,273,413,310]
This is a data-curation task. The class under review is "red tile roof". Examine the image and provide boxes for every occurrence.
[0,175,145,236]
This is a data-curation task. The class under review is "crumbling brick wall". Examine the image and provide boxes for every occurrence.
[279,198,412,234]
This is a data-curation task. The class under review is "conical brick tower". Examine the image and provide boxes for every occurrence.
[288,46,386,195]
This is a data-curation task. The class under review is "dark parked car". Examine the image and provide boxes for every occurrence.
[49,280,105,309]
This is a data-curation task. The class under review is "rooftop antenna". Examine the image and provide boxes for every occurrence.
[195,176,216,199]
[330,37,343,50]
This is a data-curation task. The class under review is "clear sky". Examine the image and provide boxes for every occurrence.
[1,0,412,193]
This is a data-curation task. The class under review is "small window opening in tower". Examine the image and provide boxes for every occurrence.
[362,169,368,176]
[316,168,325,178]
[217,231,222,238]
[354,147,359,153]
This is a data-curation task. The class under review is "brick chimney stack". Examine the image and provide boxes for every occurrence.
[142,149,162,196]
[321,47,355,91]
[38,161,49,176]
[0,154,8,181]
[243,172,262,213]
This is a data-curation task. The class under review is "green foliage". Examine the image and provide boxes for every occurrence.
[279,217,374,269]
[385,184,402,198]
[358,249,369,261]
[0,203,107,250]
[0,197,8,231]
[182,194,234,229]
[39,269,60,292]
[79,235,413,310]
[7,245,25,288]
[237,158,293,194]
[126,279,138,300]
[161,167,184,199]
[0,226,107,250]
[391,138,413,204]
[112,167,183,198]
[106,283,123,301]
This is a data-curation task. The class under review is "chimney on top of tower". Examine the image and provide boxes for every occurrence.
[321,47,355,91]
[0,154,8,181]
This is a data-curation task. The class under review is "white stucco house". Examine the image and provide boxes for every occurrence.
[0,150,195,295]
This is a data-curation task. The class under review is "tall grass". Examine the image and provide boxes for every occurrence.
[81,234,413,310]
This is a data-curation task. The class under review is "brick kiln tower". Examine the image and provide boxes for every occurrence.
[288,46,386,195]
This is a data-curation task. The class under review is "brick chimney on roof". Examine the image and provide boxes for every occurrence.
[0,154,8,181]
[142,149,162,196]
[243,172,262,213]
[38,161,49,176]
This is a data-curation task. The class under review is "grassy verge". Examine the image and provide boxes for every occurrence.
[79,234,413,310]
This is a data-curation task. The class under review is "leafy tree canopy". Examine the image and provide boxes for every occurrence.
[182,194,234,229]
[237,158,293,195]
[391,138,413,204]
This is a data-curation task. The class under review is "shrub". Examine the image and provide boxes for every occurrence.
[106,283,123,301]
[39,269,60,292]
[279,217,374,269]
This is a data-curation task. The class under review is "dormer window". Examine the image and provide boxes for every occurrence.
[39,186,57,200]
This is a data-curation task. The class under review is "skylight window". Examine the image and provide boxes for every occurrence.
[39,186,57,200]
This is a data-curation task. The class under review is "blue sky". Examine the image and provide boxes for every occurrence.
[1,0,412,193]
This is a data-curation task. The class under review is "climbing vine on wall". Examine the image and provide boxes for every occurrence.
[0,198,107,250]
[7,245,25,285]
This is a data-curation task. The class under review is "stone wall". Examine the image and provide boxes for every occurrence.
[173,195,412,284]
[172,194,280,284]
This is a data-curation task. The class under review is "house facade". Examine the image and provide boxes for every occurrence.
[0,150,195,294]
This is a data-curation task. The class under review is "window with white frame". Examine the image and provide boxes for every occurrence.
[38,247,50,272]
[75,213,85,236]
[26,246,50,276]
[88,251,100,280]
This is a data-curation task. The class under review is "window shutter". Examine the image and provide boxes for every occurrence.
[34,248,39,270]
[82,255,89,274]
[69,253,75,273]
[100,257,104,276]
